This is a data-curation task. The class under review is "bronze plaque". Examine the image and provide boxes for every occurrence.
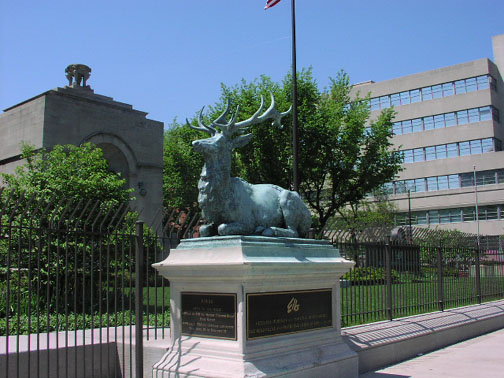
[181,292,237,340]
[247,289,332,339]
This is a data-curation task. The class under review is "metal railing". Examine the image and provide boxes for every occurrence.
[0,192,199,378]
[337,238,504,327]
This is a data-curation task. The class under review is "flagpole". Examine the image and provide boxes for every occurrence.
[291,0,299,193]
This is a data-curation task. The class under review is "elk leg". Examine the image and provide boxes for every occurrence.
[218,222,253,235]
[200,223,217,237]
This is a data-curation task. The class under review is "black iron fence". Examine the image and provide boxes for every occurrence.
[336,238,504,327]
[0,193,182,378]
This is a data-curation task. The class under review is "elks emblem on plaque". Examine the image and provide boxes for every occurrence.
[287,297,300,313]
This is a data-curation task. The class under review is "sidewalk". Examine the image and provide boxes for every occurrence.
[360,327,504,377]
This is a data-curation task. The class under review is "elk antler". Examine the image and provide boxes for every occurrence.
[186,99,233,135]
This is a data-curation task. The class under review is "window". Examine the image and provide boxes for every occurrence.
[429,210,440,224]
[427,177,438,191]
[447,143,458,157]
[432,85,443,99]
[448,174,460,189]
[371,98,380,111]
[440,209,451,224]
[410,89,421,103]
[400,91,410,105]
[498,170,504,184]
[445,112,456,127]
[460,173,474,187]
[480,106,492,121]
[468,108,480,123]
[459,141,471,156]
[442,82,454,96]
[457,110,469,125]
[413,148,425,162]
[470,139,482,154]
[438,176,449,190]
[463,207,476,221]
[417,211,428,225]
[455,80,466,94]
[482,138,494,152]
[402,120,413,134]
[412,118,423,132]
[492,107,500,122]
[476,75,489,90]
[421,86,432,101]
[424,116,434,130]
[435,144,447,159]
[465,77,477,92]
[380,96,390,109]
[434,114,445,128]
[391,93,401,106]
[403,150,413,163]
[425,146,436,161]
[395,181,407,194]
[393,122,402,135]
[415,178,426,192]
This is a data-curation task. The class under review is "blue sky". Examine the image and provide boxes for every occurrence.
[1,1,503,128]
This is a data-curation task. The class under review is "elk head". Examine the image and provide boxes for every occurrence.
[186,93,291,161]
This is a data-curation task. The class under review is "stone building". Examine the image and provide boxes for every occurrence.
[353,34,504,236]
[0,64,164,228]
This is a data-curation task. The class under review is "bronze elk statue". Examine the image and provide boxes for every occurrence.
[187,93,312,238]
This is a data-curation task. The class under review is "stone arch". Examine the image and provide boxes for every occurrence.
[80,132,137,187]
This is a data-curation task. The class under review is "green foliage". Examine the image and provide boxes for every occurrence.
[162,69,402,230]
[342,266,400,285]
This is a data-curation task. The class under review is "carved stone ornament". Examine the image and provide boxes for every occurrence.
[65,64,92,87]
[188,93,312,238]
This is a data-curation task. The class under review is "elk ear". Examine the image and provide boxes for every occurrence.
[232,133,253,149]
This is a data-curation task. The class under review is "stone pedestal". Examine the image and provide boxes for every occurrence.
[152,236,357,378]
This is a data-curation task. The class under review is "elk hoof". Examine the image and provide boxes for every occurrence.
[261,228,275,237]
[254,226,266,234]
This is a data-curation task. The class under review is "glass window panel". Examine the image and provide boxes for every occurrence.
[440,209,451,224]
[410,89,421,103]
[497,170,504,184]
[429,210,440,224]
[391,93,401,106]
[405,179,415,192]
[445,112,457,127]
[448,174,460,189]
[457,110,469,125]
[482,138,494,152]
[459,141,471,156]
[380,96,390,109]
[400,91,410,105]
[432,85,443,99]
[477,170,496,185]
[413,148,425,162]
[455,80,466,94]
[402,120,413,134]
[383,182,394,194]
[417,211,428,225]
[492,107,500,122]
[403,150,414,163]
[395,181,407,194]
[435,144,447,159]
[421,86,433,101]
[468,108,480,123]
[423,116,434,130]
[393,122,402,135]
[442,82,454,96]
[463,207,475,222]
[412,118,423,132]
[438,176,449,190]
[479,106,491,121]
[465,77,477,92]
[470,139,482,154]
[395,214,407,226]
[425,146,436,161]
[434,114,445,128]
[450,209,462,223]
[371,98,380,111]
[427,177,438,191]
[495,139,502,151]
[476,75,489,90]
[460,173,474,187]
[486,206,498,220]
[447,143,458,157]
[415,178,426,192]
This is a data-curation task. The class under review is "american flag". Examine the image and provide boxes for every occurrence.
[264,0,281,10]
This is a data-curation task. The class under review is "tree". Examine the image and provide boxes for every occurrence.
[162,69,402,232]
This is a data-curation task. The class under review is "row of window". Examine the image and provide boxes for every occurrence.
[402,138,501,164]
[370,75,495,111]
[392,106,499,136]
[384,169,504,195]
[395,204,503,226]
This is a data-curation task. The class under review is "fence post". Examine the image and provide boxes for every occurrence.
[135,221,144,378]
[385,238,393,321]
[475,246,482,304]
[437,240,444,312]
